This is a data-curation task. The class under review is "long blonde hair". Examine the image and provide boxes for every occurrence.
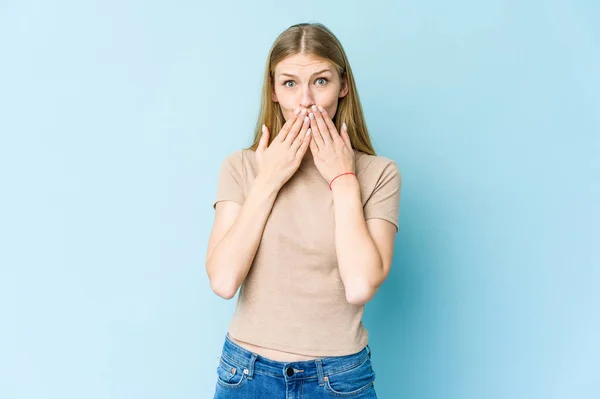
[246,22,376,156]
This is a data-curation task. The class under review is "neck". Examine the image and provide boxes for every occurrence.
[298,149,316,171]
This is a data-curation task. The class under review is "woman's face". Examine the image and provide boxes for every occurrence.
[272,53,348,122]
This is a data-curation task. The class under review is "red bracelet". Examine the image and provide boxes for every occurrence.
[329,172,357,190]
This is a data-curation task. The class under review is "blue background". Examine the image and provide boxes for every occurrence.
[1,1,598,398]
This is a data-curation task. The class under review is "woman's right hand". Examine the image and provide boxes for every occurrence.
[255,108,312,189]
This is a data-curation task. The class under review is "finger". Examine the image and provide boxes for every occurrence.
[311,105,333,147]
[278,108,303,142]
[309,136,319,155]
[341,122,353,149]
[291,116,311,152]
[285,111,310,145]
[257,124,269,152]
[277,108,301,142]
[310,111,325,151]
[319,107,342,145]
[293,127,312,158]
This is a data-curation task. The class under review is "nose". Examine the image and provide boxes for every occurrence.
[299,85,315,109]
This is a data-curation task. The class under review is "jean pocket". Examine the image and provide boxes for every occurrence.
[324,356,376,397]
[216,357,248,389]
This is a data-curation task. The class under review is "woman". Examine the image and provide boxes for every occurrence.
[206,22,402,398]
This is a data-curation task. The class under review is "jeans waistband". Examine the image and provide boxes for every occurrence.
[219,334,371,383]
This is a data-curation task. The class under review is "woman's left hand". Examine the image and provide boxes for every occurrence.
[308,105,356,185]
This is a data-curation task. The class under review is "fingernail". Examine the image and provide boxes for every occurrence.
[301,108,307,115]
[309,112,315,120]
[262,124,267,133]
[318,106,325,113]
[312,105,318,112]
[343,122,347,131]
[294,108,301,115]
[304,116,309,124]
[306,128,311,136]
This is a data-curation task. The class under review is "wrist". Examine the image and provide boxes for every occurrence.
[329,172,357,191]
[254,174,282,196]
[330,173,359,193]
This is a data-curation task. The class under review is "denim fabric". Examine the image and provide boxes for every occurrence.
[213,334,377,398]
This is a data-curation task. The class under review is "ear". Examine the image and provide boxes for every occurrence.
[339,78,349,98]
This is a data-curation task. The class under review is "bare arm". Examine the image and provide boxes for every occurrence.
[206,177,279,299]
[304,105,400,306]
[331,177,397,305]
[206,108,312,299]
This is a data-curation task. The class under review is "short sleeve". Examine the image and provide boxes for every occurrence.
[363,161,402,232]
[213,150,246,209]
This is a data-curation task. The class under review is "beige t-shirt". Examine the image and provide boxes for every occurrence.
[212,148,402,356]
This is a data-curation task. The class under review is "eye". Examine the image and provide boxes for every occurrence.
[316,77,328,86]
[284,80,295,88]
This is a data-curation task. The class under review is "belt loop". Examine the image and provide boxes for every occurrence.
[247,353,258,380]
[315,359,325,386]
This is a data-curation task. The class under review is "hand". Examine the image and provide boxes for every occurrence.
[255,108,312,190]
[308,105,356,186]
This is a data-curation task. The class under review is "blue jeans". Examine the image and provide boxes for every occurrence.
[213,334,378,398]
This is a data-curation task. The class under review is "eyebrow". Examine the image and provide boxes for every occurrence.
[278,69,333,78]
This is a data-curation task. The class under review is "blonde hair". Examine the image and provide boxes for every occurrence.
[246,22,376,156]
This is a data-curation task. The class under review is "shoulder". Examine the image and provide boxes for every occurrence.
[355,150,401,181]
[220,148,257,170]
[354,151,402,211]
[221,148,245,164]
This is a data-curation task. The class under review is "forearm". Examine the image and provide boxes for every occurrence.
[207,177,279,299]
[331,176,384,305]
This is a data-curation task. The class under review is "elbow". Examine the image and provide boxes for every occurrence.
[206,262,238,300]
[345,284,377,306]
[343,262,385,306]
[209,277,238,300]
